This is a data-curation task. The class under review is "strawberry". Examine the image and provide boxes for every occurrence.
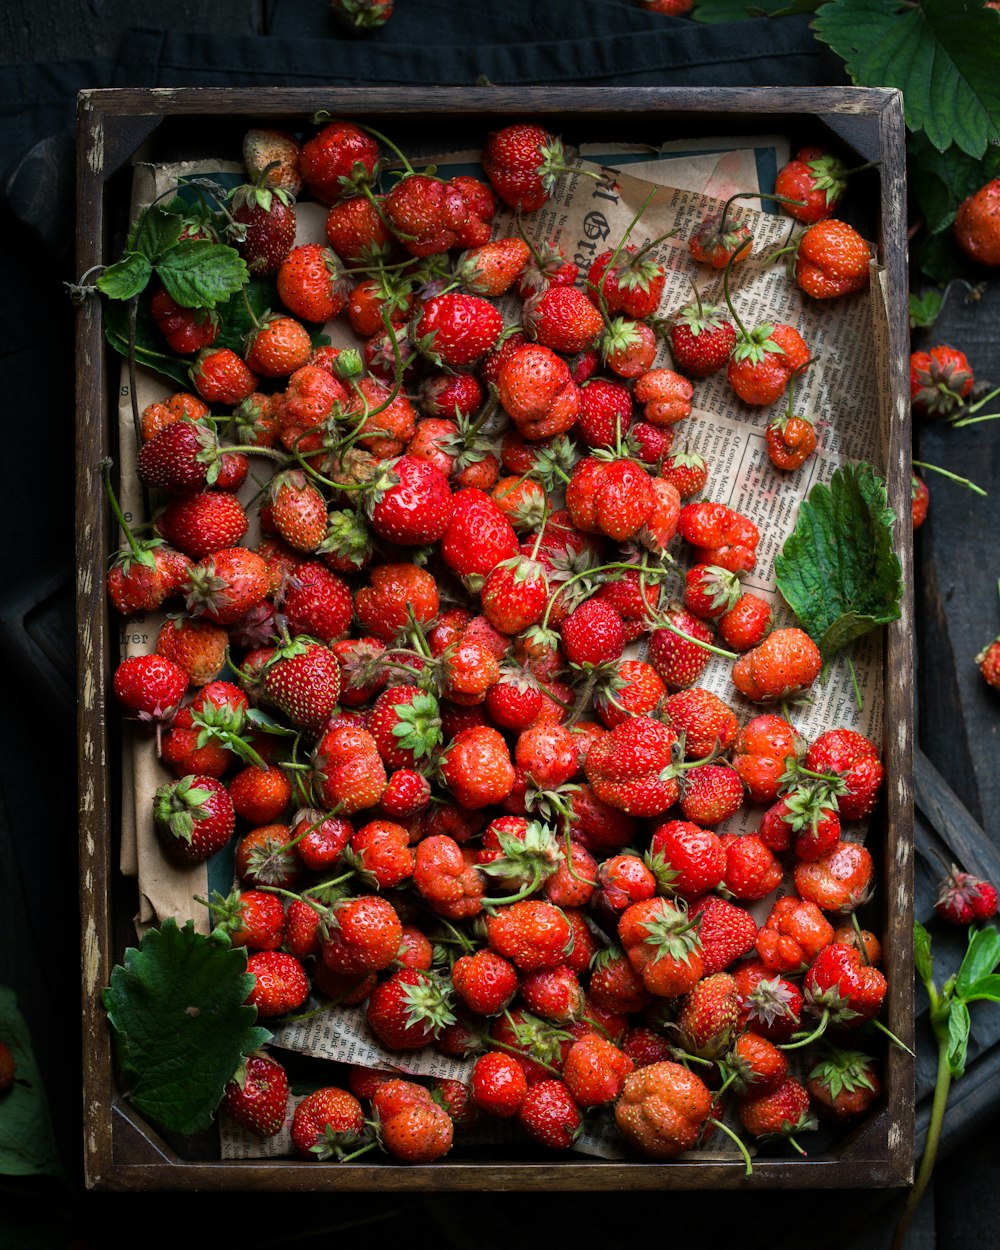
[807,1047,881,1122]
[482,123,576,212]
[954,176,1000,267]
[755,895,834,974]
[330,0,394,29]
[321,895,403,974]
[290,1086,366,1159]
[565,455,654,541]
[412,291,504,367]
[355,563,440,639]
[235,823,300,889]
[588,245,666,320]
[560,597,626,667]
[794,218,870,300]
[245,949,310,1018]
[678,763,744,826]
[737,1075,815,1148]
[648,607,714,689]
[601,317,658,379]
[689,209,753,269]
[366,454,454,545]
[668,297,736,378]
[731,713,800,804]
[283,562,353,644]
[804,727,884,820]
[324,194,394,267]
[312,721,387,813]
[289,805,349,873]
[485,899,574,971]
[725,1031,788,1097]
[348,819,415,890]
[485,666,544,730]
[153,774,235,861]
[149,286,219,355]
[496,342,582,441]
[676,972,739,1059]
[276,242,349,323]
[471,1051,528,1118]
[208,887,287,950]
[190,346,258,406]
[228,764,292,825]
[113,653,188,722]
[440,487,519,585]
[366,968,456,1051]
[368,687,442,771]
[794,840,874,912]
[562,1034,634,1107]
[718,593,773,651]
[596,854,657,915]
[682,564,742,621]
[678,501,760,573]
[457,236,531,296]
[300,120,379,206]
[183,547,270,625]
[220,1053,290,1138]
[441,726,515,809]
[619,896,704,998]
[413,834,485,920]
[155,490,248,560]
[661,449,708,499]
[803,941,887,1028]
[107,540,191,616]
[766,408,817,472]
[734,958,804,1041]
[584,715,683,817]
[614,1061,713,1158]
[519,965,586,1025]
[259,638,341,731]
[451,948,518,1016]
[727,321,810,407]
[774,146,849,224]
[731,627,822,703]
[720,833,783,900]
[243,127,301,195]
[384,173,469,257]
[912,473,930,529]
[594,658,666,728]
[381,1099,454,1164]
[244,313,312,378]
[909,344,974,418]
[633,368,694,427]
[517,1079,582,1149]
[524,284,604,355]
[689,895,758,976]
[577,377,633,450]
[647,820,726,900]
[154,616,227,686]
[229,178,296,274]
[136,418,218,494]
[759,786,840,861]
[140,390,209,442]
[936,863,1000,925]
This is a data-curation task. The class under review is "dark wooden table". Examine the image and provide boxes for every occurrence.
[2,2,1000,1246]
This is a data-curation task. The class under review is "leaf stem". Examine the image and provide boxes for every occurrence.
[911,460,987,496]
[891,1040,951,1250]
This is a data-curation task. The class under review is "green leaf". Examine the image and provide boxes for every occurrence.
[128,203,184,261]
[96,253,153,302]
[102,918,270,1136]
[812,0,1000,157]
[947,998,971,1078]
[956,925,1000,998]
[104,297,191,387]
[907,131,1000,281]
[213,277,276,354]
[774,462,903,660]
[155,240,249,310]
[961,973,1000,1004]
[0,986,65,1178]
[914,921,933,986]
[908,288,944,331]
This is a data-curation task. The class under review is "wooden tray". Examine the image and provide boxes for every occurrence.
[75,85,914,1191]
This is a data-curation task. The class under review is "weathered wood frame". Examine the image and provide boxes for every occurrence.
[76,86,913,1191]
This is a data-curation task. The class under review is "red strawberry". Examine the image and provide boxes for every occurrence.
[283,562,353,644]
[276,242,349,323]
[300,120,380,206]
[440,487,519,585]
[647,820,726,899]
[689,895,758,976]
[221,1053,290,1138]
[562,1034,634,1107]
[678,763,744,826]
[482,123,576,212]
[107,541,192,616]
[245,949,310,1018]
[935,863,1000,925]
[290,1086,366,1159]
[153,773,235,861]
[755,895,835,975]
[678,501,760,573]
[804,728,884,820]
[496,342,582,441]
[802,942,887,1028]
[149,286,219,355]
[321,895,403,974]
[154,616,227,686]
[381,1099,454,1164]
[774,146,849,224]
[471,1051,528,1118]
[517,1079,581,1149]
[615,1061,713,1159]
[229,178,296,275]
[312,722,387,814]
[565,455,653,542]
[909,344,974,419]
[806,1047,881,1122]
[954,176,1000,267]
[718,592,772,652]
[412,291,504,367]
[184,547,271,626]
[113,653,188,722]
[524,284,604,355]
[911,473,930,529]
[727,322,810,408]
[648,607,714,689]
[584,715,682,818]
[689,209,753,269]
[191,346,258,406]
[661,449,708,499]
[354,563,440,639]
[366,968,456,1051]
[738,1075,816,1148]
[668,297,737,377]
[794,218,870,300]
[457,236,531,296]
[720,833,783,901]
[441,726,515,810]
[156,490,248,559]
[244,313,312,378]
[366,454,454,545]
[731,627,822,703]
[676,972,739,1059]
[588,245,666,320]
[136,419,218,494]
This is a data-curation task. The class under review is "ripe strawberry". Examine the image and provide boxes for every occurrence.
[354,563,440,639]
[774,146,849,224]
[807,1047,881,1121]
[767,408,818,471]
[330,0,394,29]
[738,1075,816,1147]
[457,236,531,296]
[227,764,292,826]
[283,562,353,644]
[566,456,654,542]
[660,449,708,499]
[727,322,810,407]
[276,242,349,323]
[794,840,875,913]
[485,666,544,730]
[912,473,930,529]
[560,597,626,667]
[517,1079,581,1149]
[229,178,296,274]
[689,895,759,976]
[149,286,219,354]
[678,501,760,573]
[268,470,328,553]
[614,1061,713,1158]
[755,894,835,974]
[619,896,704,998]
[300,120,380,206]
[348,819,415,890]
[596,853,657,915]
[679,763,744,826]
[803,941,887,1028]
[290,1086,366,1159]
[244,313,312,378]
[720,832,783,901]
[734,958,804,1041]
[718,593,773,652]
[519,965,586,1025]
[107,540,191,616]
[524,284,604,355]
[381,1099,454,1164]
[366,454,454,545]
[804,727,884,820]
[978,638,1000,690]
[601,317,658,378]
[137,418,218,494]
[577,377,633,449]
[731,627,822,703]
[794,218,870,299]
[725,1031,788,1096]
[954,176,1000,267]
[689,208,753,269]
[496,342,582,441]
[451,948,518,1016]
[220,1053,289,1138]
[441,725,515,809]
[676,972,739,1060]
[312,722,388,814]
[153,774,235,861]
[366,968,456,1051]
[321,895,403,974]
[668,297,736,377]
[594,658,666,728]
[682,564,742,621]
[471,1050,528,1118]
[486,899,574,971]
[760,786,840,860]
[731,713,801,804]
[440,487,520,584]
[648,607,714,689]
[183,547,270,625]
[413,834,485,920]
[413,291,504,366]
[113,653,188,722]
[235,823,300,889]
[140,390,209,442]
[588,244,666,319]
[910,344,974,418]
[647,820,726,899]
[190,346,258,406]
[584,715,683,817]
[562,1034,634,1107]
[245,949,310,1018]
[482,123,576,211]
[154,616,227,686]
[258,638,340,731]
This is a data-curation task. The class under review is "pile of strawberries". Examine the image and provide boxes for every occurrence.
[106,119,891,1166]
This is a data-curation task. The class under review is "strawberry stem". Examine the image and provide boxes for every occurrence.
[707,1117,753,1177]
[100,458,146,564]
[911,460,987,496]
[891,1039,950,1250]
[721,237,755,342]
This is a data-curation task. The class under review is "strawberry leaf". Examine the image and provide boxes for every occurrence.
[811,0,1000,157]
[128,203,184,261]
[104,297,191,387]
[0,986,65,1178]
[155,239,249,310]
[961,974,1000,1004]
[914,920,933,986]
[908,132,1000,281]
[956,925,1000,998]
[96,252,153,302]
[102,918,270,1135]
[947,998,971,1078]
[774,462,903,661]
